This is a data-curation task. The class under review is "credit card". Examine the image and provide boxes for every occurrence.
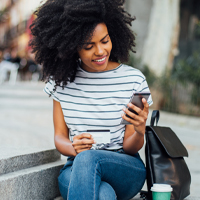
[87,129,110,144]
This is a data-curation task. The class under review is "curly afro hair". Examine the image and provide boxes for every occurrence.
[29,0,136,87]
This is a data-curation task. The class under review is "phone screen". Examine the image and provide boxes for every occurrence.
[120,92,150,124]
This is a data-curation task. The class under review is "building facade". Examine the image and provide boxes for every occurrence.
[0,0,42,56]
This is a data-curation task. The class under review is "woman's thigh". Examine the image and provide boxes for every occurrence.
[58,163,116,200]
[58,150,146,200]
[72,150,146,200]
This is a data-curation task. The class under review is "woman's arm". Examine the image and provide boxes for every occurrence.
[53,99,77,156]
[122,98,149,155]
[53,100,95,156]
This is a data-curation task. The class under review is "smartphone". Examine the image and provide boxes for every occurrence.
[120,92,150,124]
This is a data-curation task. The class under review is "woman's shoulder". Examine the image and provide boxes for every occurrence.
[118,64,146,79]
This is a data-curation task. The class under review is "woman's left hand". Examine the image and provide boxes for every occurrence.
[122,98,149,136]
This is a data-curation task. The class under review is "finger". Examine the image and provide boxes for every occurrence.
[127,103,142,116]
[81,133,93,139]
[72,139,95,146]
[122,107,139,121]
[142,98,149,113]
[73,133,92,141]
[121,113,140,126]
[76,148,92,154]
[122,106,147,125]
[72,144,93,150]
[74,144,92,152]
[81,138,95,144]
[72,143,93,147]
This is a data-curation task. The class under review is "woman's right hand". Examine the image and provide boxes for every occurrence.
[72,133,96,154]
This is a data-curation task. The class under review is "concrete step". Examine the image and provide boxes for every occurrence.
[0,149,61,175]
[0,147,198,200]
[0,158,66,200]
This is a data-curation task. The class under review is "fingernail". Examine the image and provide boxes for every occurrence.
[122,107,125,111]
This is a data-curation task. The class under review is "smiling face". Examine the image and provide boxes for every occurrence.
[78,23,113,72]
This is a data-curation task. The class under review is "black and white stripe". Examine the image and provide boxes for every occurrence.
[44,64,153,150]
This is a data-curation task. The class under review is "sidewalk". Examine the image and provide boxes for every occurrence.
[0,81,199,198]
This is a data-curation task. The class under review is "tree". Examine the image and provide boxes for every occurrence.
[142,0,180,76]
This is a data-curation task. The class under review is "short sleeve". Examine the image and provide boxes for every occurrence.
[136,78,153,106]
[43,80,60,102]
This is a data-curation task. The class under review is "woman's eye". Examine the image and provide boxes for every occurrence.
[84,46,93,50]
[102,40,109,44]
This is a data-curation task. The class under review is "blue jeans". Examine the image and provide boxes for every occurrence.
[58,149,146,200]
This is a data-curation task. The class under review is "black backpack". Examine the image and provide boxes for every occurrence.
[140,110,191,200]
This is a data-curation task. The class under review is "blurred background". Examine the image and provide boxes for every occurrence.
[0,0,200,197]
[0,0,42,84]
[0,0,200,115]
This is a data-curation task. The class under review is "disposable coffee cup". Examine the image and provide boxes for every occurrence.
[151,184,173,200]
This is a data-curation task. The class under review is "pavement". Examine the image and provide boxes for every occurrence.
[0,81,200,199]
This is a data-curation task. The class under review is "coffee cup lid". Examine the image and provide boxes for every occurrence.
[151,184,173,192]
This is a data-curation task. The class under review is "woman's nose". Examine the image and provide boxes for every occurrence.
[95,44,104,56]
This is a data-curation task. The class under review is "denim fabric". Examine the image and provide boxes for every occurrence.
[58,149,146,200]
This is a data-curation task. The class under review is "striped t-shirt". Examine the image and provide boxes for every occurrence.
[44,64,153,150]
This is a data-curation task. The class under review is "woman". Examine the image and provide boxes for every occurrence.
[30,0,153,199]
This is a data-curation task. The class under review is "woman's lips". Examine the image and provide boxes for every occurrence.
[92,56,107,65]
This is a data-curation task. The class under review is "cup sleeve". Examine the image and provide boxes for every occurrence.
[43,80,60,102]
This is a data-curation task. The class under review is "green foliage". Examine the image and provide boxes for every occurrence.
[172,51,200,86]
[157,71,177,111]
[172,51,200,105]
[126,53,200,115]
[126,55,156,87]
[194,21,200,39]
[191,87,200,106]
[0,9,7,21]
[141,65,157,87]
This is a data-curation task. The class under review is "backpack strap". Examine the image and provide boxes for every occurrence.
[150,110,160,126]
[139,111,160,200]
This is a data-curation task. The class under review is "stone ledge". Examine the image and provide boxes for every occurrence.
[0,159,65,200]
[0,149,61,175]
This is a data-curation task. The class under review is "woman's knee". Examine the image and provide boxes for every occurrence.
[99,181,116,200]
[73,150,98,167]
